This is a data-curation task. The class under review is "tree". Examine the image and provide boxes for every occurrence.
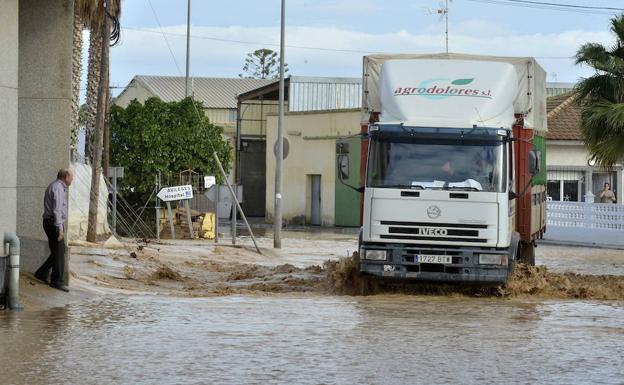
[240,48,288,79]
[575,14,624,167]
[70,0,101,161]
[109,97,232,208]
[84,0,121,164]
[86,0,121,242]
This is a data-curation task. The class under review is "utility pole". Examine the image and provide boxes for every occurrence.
[274,0,285,249]
[185,0,191,97]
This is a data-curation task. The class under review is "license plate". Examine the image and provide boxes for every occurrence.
[416,255,452,264]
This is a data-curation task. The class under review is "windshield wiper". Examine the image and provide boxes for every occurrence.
[380,184,423,189]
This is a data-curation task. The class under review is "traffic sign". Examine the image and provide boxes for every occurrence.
[157,185,194,202]
[204,175,216,189]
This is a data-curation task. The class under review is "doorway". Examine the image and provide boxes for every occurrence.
[239,139,266,217]
[308,175,321,226]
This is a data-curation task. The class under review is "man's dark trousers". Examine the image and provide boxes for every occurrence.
[36,218,65,285]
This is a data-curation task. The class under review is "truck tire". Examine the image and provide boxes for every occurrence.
[519,242,536,266]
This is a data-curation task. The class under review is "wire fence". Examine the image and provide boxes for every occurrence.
[68,164,156,241]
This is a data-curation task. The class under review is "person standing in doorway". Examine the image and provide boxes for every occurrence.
[599,182,616,204]
[35,168,73,292]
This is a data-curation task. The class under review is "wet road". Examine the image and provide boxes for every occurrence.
[1,295,623,385]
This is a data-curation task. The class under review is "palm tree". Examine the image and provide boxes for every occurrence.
[86,0,121,242]
[71,0,99,162]
[575,14,624,167]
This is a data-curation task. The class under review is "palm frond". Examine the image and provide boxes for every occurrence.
[574,74,622,103]
[610,14,624,45]
[575,43,611,69]
[74,0,120,30]
[580,101,624,167]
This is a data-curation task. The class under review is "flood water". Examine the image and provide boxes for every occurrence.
[1,295,623,385]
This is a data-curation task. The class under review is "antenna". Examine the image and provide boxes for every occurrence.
[425,0,451,53]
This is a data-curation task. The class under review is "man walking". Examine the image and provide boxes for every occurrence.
[35,168,73,292]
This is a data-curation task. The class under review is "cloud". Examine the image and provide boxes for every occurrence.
[108,23,612,93]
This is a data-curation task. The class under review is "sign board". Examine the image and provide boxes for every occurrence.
[204,176,216,189]
[108,167,124,178]
[157,185,194,202]
[273,137,290,160]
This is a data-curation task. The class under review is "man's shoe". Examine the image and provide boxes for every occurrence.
[34,271,49,284]
[49,283,69,293]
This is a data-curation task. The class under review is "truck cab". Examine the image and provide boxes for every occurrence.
[353,54,547,284]
[359,124,519,283]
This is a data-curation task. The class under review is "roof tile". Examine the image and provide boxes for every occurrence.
[546,93,582,141]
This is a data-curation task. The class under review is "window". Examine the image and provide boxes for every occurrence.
[367,132,506,192]
[547,180,561,201]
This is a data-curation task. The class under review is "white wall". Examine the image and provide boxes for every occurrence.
[265,110,360,226]
[68,163,110,241]
[547,142,590,167]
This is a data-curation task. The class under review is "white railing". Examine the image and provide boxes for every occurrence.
[545,201,624,246]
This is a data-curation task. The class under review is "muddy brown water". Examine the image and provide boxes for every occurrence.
[1,295,623,385]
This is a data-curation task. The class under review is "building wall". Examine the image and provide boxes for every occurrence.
[547,142,590,167]
[113,80,153,108]
[17,0,73,273]
[240,100,279,137]
[265,110,360,226]
[0,0,19,238]
[205,108,235,134]
[547,142,624,203]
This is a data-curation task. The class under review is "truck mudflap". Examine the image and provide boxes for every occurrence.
[358,241,518,285]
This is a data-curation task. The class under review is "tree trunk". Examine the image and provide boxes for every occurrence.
[86,11,109,243]
[70,6,83,162]
[84,24,103,164]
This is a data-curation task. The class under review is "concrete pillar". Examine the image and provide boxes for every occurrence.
[617,167,623,205]
[0,0,19,237]
[584,167,595,203]
[17,0,73,274]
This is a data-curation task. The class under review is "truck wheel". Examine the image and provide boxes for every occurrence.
[519,242,536,266]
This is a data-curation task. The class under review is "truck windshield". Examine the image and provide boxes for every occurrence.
[367,134,506,192]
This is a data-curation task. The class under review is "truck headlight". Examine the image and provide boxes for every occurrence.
[478,254,508,265]
[361,249,388,261]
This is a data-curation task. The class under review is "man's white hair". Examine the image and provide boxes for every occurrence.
[57,167,74,180]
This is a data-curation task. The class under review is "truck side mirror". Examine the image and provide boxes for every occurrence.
[338,154,349,180]
[528,150,540,176]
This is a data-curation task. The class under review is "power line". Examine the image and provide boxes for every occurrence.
[146,0,183,75]
[464,0,623,15]
[487,0,624,11]
[123,26,378,54]
[121,26,574,60]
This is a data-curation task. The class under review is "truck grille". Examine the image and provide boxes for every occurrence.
[380,221,488,244]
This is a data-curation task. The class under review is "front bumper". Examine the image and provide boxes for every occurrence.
[359,243,513,284]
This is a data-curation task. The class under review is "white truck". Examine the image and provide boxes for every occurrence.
[342,53,547,284]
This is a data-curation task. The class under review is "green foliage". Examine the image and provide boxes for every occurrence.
[239,48,288,79]
[575,14,624,167]
[110,97,232,206]
[531,135,547,186]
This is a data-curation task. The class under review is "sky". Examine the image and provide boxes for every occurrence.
[101,0,624,97]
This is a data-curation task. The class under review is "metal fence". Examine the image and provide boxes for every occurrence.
[545,201,624,247]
